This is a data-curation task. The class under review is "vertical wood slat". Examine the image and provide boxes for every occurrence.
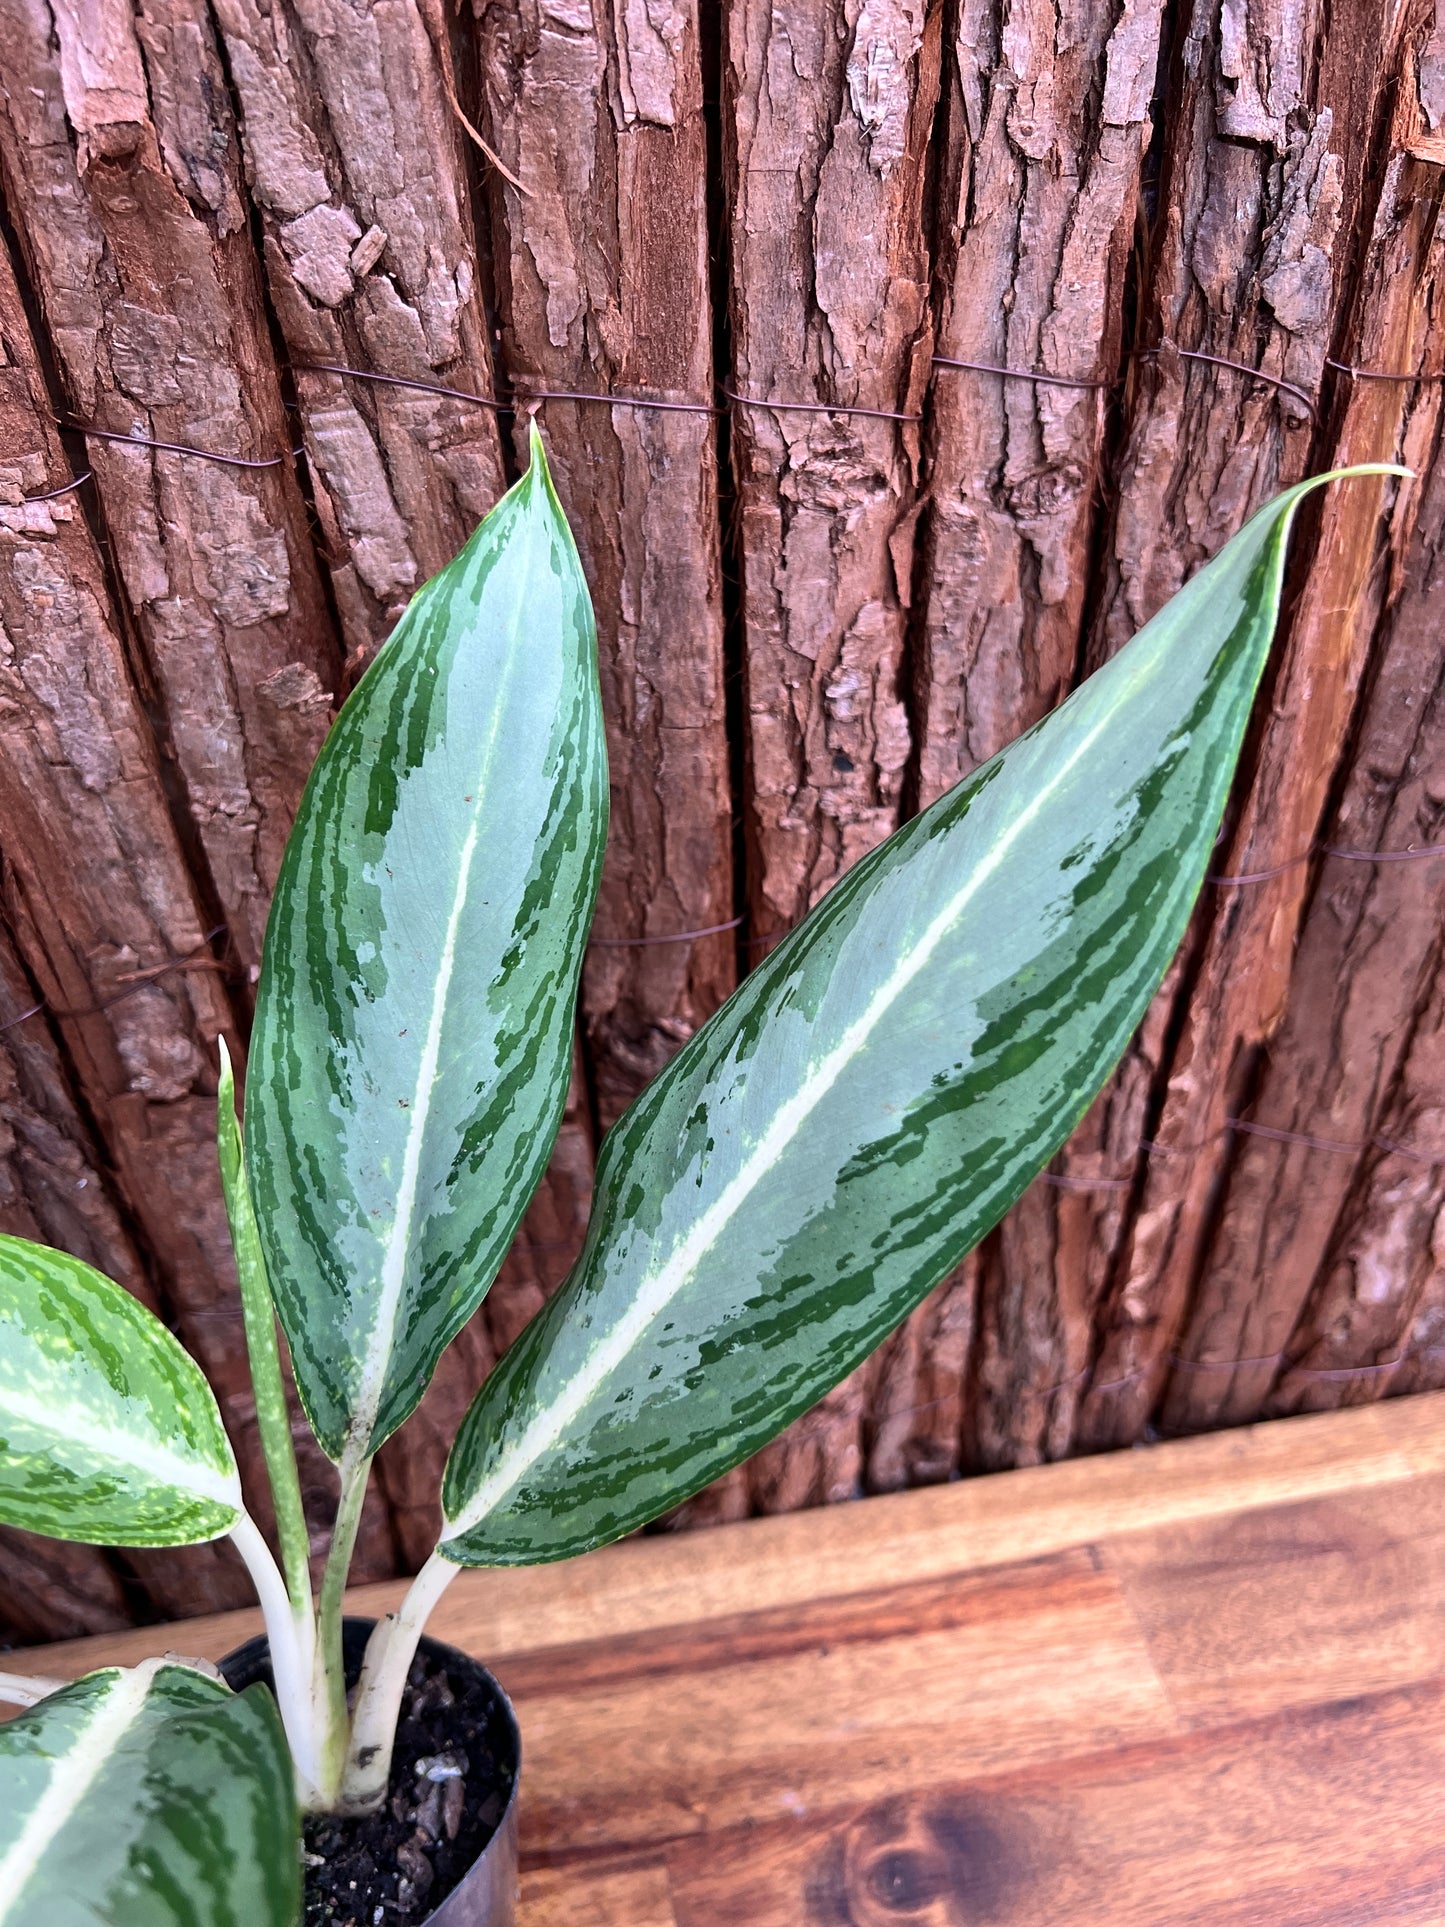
[723,0,941,1514]
[1077,0,1437,1455]
[0,224,400,1611]
[205,0,510,674]
[915,0,1164,805]
[0,0,341,972]
[473,0,735,1128]
[1187,197,1445,1419]
[886,0,1165,1482]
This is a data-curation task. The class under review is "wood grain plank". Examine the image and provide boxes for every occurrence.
[15,1395,1443,1679]
[505,1549,1176,1855]
[662,1682,1445,1926]
[521,1861,676,1927]
[1105,1476,1445,1727]
[208,0,509,674]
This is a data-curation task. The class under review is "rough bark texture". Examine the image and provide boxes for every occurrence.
[207,0,509,674]
[0,0,340,969]
[474,0,735,1125]
[1077,0,1437,1455]
[3,0,1445,1640]
[725,0,941,1512]
[726,0,937,938]
[915,0,1162,806]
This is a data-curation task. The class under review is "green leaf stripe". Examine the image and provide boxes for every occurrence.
[0,1661,299,1927]
[439,468,1404,1566]
[247,426,607,1461]
[0,1235,240,1546]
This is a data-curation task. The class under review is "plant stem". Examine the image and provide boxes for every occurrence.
[337,1549,459,1814]
[229,1511,324,1807]
[0,1671,65,1708]
[216,1038,311,1619]
[312,1445,372,1802]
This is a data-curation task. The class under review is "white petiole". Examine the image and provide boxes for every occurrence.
[336,1548,460,1814]
[228,1511,324,1808]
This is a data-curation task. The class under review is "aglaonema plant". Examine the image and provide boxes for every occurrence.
[0,429,1403,1923]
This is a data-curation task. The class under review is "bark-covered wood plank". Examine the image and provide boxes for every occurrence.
[914,0,1163,807]
[889,0,1164,1479]
[206,0,509,673]
[724,0,941,1514]
[0,236,397,1618]
[473,0,734,1126]
[1181,217,1445,1423]
[0,0,341,969]
[1074,1,1436,1451]
[725,0,939,939]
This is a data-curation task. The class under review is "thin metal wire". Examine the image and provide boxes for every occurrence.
[0,928,229,1036]
[62,418,294,470]
[589,913,744,948]
[295,360,510,413]
[20,470,92,502]
[1209,839,1445,885]
[1135,345,1319,421]
[1325,355,1444,384]
[720,385,923,423]
[931,353,1113,391]
[522,385,725,417]
[41,340,1431,491]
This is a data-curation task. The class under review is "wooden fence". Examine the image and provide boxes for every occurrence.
[0,0,1442,1642]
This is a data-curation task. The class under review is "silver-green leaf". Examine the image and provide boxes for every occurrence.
[246,426,607,1463]
[0,1661,299,1927]
[0,1235,241,1546]
[439,467,1403,1565]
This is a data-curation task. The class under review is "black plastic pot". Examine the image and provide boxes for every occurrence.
[220,1617,520,1926]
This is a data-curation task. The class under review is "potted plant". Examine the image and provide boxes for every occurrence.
[0,433,1401,1925]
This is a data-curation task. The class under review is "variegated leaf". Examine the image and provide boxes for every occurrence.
[247,426,607,1462]
[0,1661,298,1927]
[0,1235,241,1545]
[440,468,1402,1564]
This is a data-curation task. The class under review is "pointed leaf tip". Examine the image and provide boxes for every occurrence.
[246,388,607,1461]
[438,469,1392,1566]
[527,413,548,478]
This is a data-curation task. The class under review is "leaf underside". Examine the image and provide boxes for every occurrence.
[0,1663,298,1927]
[440,469,1399,1566]
[0,1235,240,1547]
[246,429,607,1462]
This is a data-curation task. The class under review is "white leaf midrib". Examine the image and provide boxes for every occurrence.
[348,505,542,1455]
[0,1383,239,1512]
[443,668,1133,1544]
[0,1661,161,1921]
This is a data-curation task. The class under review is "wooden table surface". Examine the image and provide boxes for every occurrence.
[19,1393,1445,1925]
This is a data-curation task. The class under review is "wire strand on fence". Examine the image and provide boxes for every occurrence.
[61,418,297,470]
[589,914,745,948]
[48,335,1433,495]
[18,470,91,502]
[931,353,1114,391]
[1209,839,1445,885]
[0,928,230,1037]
